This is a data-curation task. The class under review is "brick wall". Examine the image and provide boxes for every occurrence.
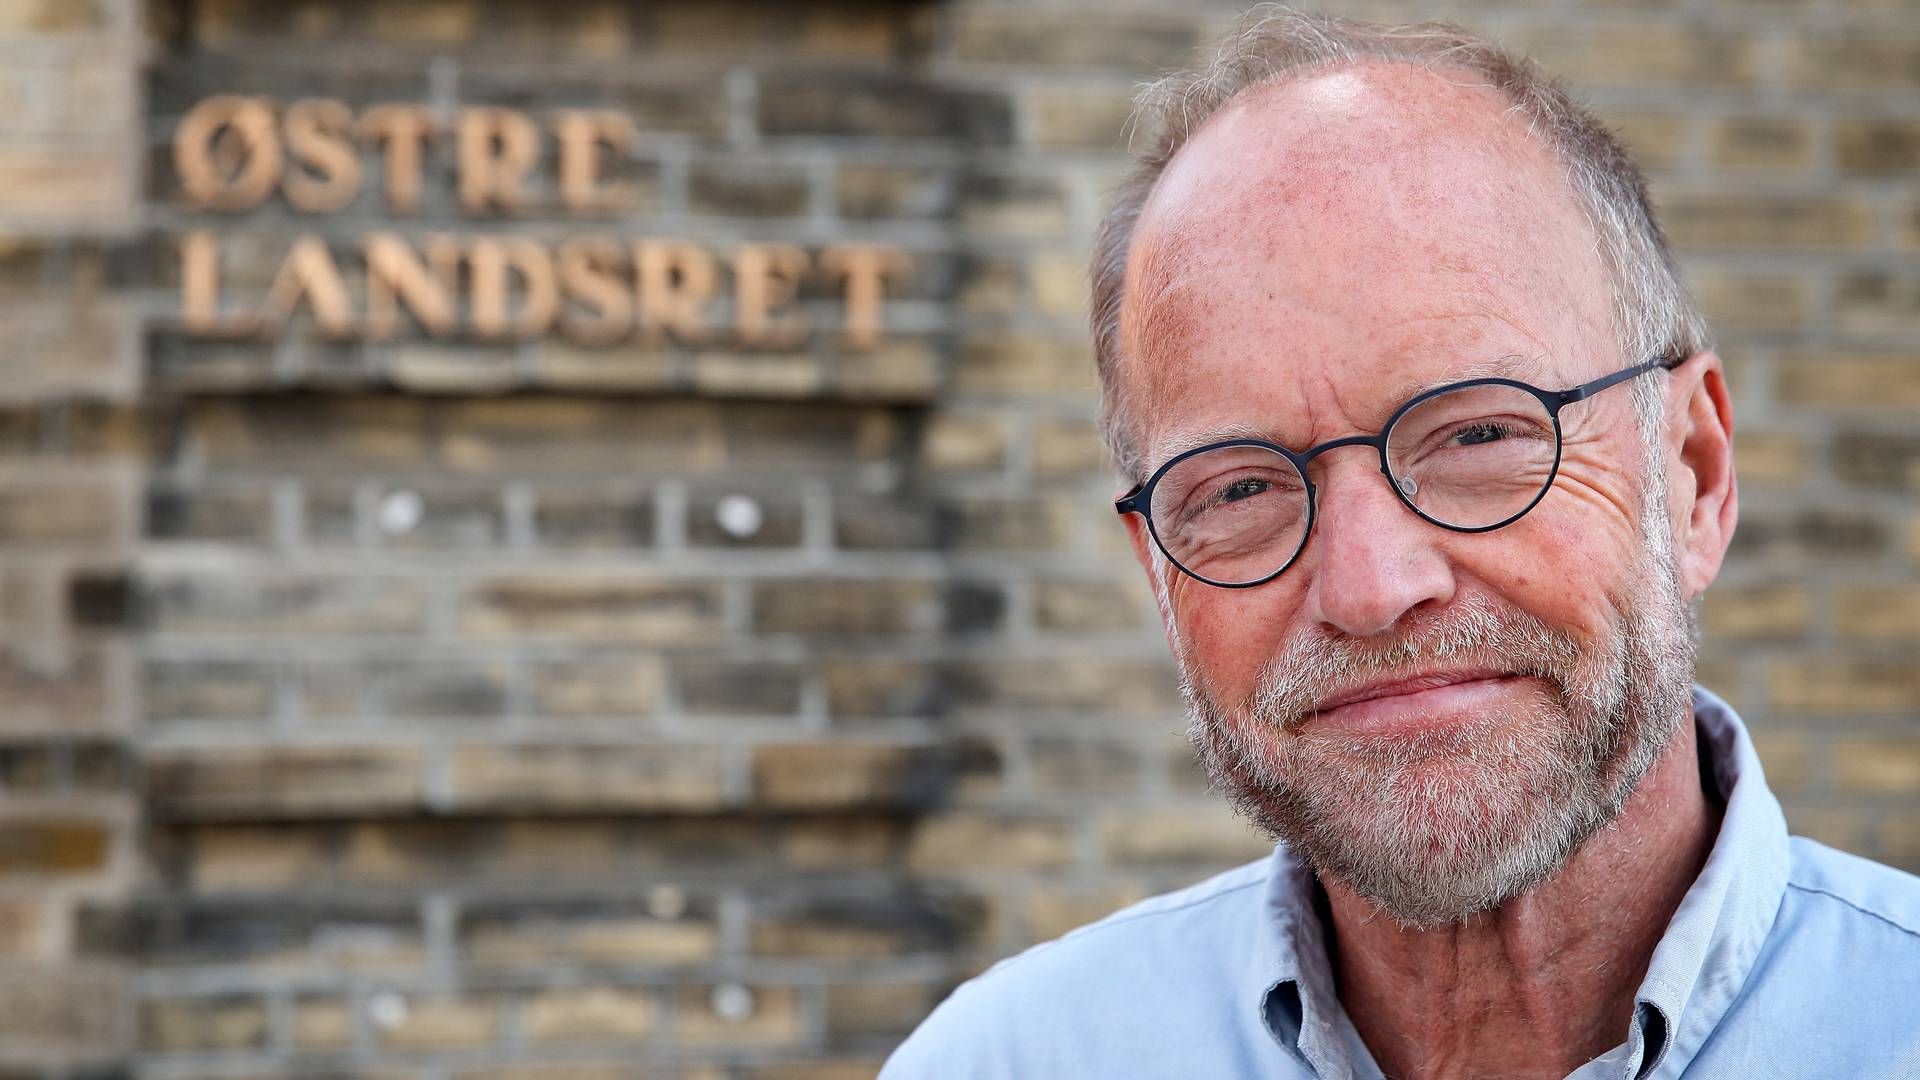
[0,0,1915,1076]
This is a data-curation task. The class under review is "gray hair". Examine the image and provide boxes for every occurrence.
[1089,4,1713,486]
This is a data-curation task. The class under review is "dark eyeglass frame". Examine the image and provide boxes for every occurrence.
[1114,354,1686,589]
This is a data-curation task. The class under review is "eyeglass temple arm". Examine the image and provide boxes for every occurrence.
[1115,488,1143,516]
[1557,352,1686,405]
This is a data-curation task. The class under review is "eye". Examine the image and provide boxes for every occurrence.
[1451,421,1515,446]
[1217,477,1270,503]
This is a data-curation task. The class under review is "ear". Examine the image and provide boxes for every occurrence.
[1665,350,1737,600]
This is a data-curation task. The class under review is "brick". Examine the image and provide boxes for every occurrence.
[1834,585,1920,638]
[1660,193,1873,251]
[948,9,1200,70]
[0,151,135,235]
[820,659,940,719]
[187,824,331,891]
[953,335,1094,395]
[0,0,113,32]
[753,580,941,635]
[0,470,125,546]
[147,745,425,819]
[533,487,656,549]
[760,76,1012,141]
[460,578,726,643]
[522,985,657,1042]
[673,984,804,1045]
[364,486,503,549]
[1029,253,1090,318]
[529,656,665,718]
[1748,731,1813,793]
[678,660,805,717]
[907,814,1074,872]
[752,742,990,810]
[919,412,1008,472]
[780,819,899,869]
[686,490,803,549]
[142,574,427,636]
[1726,507,1888,561]
[1502,24,1755,88]
[688,158,810,219]
[186,397,430,469]
[1832,738,1920,794]
[958,172,1070,237]
[378,995,501,1051]
[533,342,673,391]
[466,907,717,968]
[0,896,49,958]
[1701,582,1810,640]
[832,499,938,550]
[140,995,269,1052]
[1024,86,1134,150]
[943,497,1077,551]
[834,164,956,221]
[946,656,1182,715]
[1707,115,1814,170]
[1836,117,1920,176]
[378,660,510,719]
[825,980,938,1038]
[143,658,273,724]
[834,340,944,402]
[1833,273,1920,340]
[293,996,352,1050]
[1783,35,1920,91]
[1023,884,1154,942]
[80,895,425,969]
[743,1063,886,1080]
[0,638,96,730]
[1032,416,1109,476]
[1769,659,1920,715]
[750,893,963,959]
[1100,805,1272,865]
[1833,432,1920,490]
[1034,580,1145,632]
[689,352,825,399]
[0,818,111,876]
[146,484,274,543]
[1593,109,1689,172]
[0,966,124,1049]
[448,744,730,812]
[390,346,521,394]
[1692,272,1810,336]
[1030,736,1142,794]
[1776,350,1920,409]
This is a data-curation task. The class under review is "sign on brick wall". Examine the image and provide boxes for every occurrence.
[155,93,936,400]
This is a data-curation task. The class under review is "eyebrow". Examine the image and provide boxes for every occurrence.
[1145,352,1555,472]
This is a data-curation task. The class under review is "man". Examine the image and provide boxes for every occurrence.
[883,8,1920,1079]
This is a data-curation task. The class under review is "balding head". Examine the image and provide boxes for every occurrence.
[1089,8,1709,486]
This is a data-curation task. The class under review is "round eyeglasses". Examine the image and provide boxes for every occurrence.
[1114,355,1684,588]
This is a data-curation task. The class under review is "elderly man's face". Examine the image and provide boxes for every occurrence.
[1118,64,1705,926]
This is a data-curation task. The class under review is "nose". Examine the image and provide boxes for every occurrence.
[1298,449,1457,639]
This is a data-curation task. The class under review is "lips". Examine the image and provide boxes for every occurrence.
[1313,667,1514,715]
[1301,668,1527,738]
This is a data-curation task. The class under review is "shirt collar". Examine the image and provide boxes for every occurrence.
[1249,683,1792,1079]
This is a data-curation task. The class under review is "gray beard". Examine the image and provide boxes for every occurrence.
[1176,508,1698,929]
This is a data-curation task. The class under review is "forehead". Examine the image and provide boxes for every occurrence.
[1120,62,1617,469]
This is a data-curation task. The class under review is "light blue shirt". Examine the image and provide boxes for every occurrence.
[883,686,1920,1078]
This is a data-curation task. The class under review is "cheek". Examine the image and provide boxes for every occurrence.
[1460,504,1638,638]
[1169,580,1304,705]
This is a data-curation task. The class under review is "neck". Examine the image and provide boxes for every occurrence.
[1323,712,1722,1080]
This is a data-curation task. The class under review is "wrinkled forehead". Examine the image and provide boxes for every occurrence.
[1118,62,1617,470]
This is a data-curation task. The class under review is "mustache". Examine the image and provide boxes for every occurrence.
[1242,593,1587,729]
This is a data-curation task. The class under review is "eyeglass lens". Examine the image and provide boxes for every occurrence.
[1147,382,1559,585]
